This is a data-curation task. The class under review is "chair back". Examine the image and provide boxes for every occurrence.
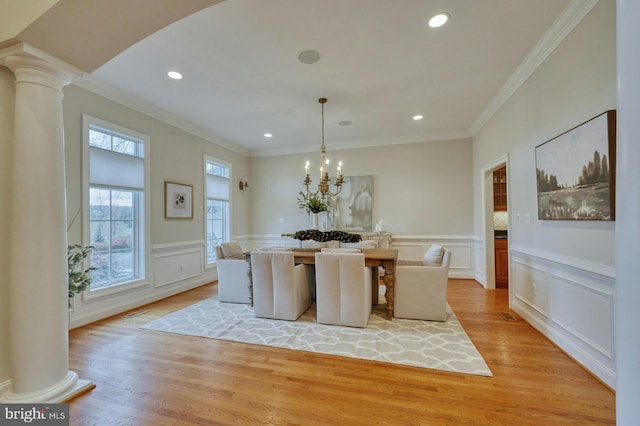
[216,242,250,304]
[341,240,377,249]
[256,246,292,251]
[441,249,452,269]
[218,241,244,259]
[251,251,311,320]
[215,245,224,260]
[315,252,372,327]
[321,248,361,253]
[394,249,451,321]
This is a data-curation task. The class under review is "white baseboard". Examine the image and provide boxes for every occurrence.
[512,297,616,389]
[69,274,215,329]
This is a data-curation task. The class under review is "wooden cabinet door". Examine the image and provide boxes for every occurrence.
[493,166,507,211]
[495,239,509,288]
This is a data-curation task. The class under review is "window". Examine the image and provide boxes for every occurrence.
[83,115,149,291]
[205,157,231,264]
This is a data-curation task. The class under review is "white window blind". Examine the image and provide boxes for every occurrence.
[206,174,230,200]
[89,147,145,190]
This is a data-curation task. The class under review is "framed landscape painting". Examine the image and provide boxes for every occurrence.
[535,110,616,220]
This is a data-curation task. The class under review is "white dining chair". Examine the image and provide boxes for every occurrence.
[250,251,312,320]
[394,249,451,321]
[216,242,251,304]
[314,252,372,328]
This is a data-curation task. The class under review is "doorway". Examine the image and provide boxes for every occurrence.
[481,156,509,293]
[492,165,509,289]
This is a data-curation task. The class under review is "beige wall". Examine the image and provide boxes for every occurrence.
[62,84,251,246]
[61,84,251,326]
[0,66,14,385]
[251,138,473,237]
[472,0,616,265]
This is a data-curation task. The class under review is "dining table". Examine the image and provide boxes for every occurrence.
[244,248,399,319]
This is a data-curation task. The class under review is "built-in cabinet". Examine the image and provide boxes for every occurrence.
[493,166,507,211]
[494,238,509,288]
[493,165,508,288]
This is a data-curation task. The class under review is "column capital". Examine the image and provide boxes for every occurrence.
[0,42,83,90]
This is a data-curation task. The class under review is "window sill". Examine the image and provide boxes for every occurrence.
[83,278,150,301]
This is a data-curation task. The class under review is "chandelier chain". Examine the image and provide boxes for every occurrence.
[302,97,344,200]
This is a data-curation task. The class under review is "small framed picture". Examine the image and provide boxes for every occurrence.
[165,181,193,219]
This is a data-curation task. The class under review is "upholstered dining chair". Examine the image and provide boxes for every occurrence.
[393,247,452,321]
[215,242,251,304]
[319,247,381,303]
[320,248,362,253]
[314,252,372,328]
[250,251,312,320]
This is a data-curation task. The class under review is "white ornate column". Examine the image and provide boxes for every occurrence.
[616,0,640,422]
[0,44,93,402]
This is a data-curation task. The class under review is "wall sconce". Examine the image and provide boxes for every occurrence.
[239,179,249,191]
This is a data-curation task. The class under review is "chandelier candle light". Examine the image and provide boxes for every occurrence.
[303,98,344,199]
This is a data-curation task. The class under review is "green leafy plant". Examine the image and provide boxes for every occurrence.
[282,229,362,243]
[297,191,328,215]
[68,244,95,306]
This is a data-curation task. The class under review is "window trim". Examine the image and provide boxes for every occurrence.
[204,155,232,266]
[82,114,151,298]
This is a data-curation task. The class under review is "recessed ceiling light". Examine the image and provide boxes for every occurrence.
[339,120,352,126]
[413,115,423,121]
[167,71,183,80]
[298,50,321,64]
[264,133,273,138]
[428,13,449,28]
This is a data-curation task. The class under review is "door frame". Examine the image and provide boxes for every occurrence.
[480,154,509,291]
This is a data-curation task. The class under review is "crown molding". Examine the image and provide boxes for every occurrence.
[469,0,600,136]
[72,74,250,157]
[250,130,472,157]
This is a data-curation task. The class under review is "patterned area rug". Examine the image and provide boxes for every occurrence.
[142,288,492,377]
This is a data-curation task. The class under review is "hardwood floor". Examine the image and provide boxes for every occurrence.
[68,279,615,425]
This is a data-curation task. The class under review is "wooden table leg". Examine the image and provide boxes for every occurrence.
[245,254,253,307]
[371,267,379,305]
[383,262,395,320]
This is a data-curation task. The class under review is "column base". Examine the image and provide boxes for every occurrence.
[0,371,95,403]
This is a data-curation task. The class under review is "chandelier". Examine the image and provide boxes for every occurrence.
[303,98,344,199]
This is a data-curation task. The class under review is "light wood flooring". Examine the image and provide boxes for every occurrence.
[68,279,615,425]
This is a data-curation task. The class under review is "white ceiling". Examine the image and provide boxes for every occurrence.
[90,0,572,156]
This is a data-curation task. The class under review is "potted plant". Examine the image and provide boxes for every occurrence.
[297,191,328,214]
[67,244,95,307]
[297,191,329,229]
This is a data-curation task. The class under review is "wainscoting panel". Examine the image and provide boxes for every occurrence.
[509,245,616,389]
[70,240,217,330]
[447,244,472,276]
[393,242,425,261]
[550,272,614,360]
[153,249,202,288]
[512,259,549,318]
[474,238,486,286]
